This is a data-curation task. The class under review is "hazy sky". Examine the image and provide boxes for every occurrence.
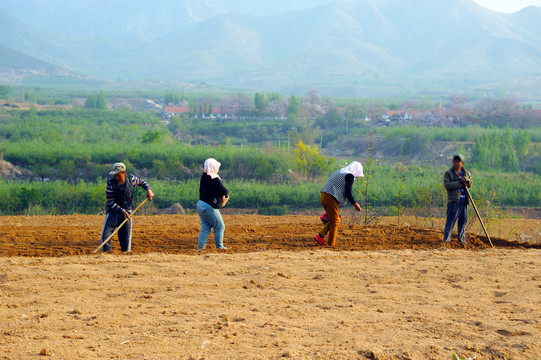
[473,0,541,13]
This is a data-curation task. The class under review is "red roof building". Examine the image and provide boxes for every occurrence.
[164,106,190,115]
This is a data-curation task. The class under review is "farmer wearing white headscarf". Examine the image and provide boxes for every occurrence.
[196,158,230,249]
[314,161,363,247]
[204,158,221,179]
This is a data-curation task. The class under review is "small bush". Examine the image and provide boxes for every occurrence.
[259,205,289,216]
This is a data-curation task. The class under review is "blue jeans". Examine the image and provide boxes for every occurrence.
[196,200,225,249]
[443,202,468,243]
[100,211,132,252]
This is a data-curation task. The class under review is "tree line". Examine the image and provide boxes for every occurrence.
[471,126,531,172]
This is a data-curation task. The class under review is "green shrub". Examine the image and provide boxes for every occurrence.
[259,205,289,216]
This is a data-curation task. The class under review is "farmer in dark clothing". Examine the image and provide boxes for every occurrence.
[314,161,363,247]
[443,154,473,245]
[100,162,154,252]
[197,158,230,250]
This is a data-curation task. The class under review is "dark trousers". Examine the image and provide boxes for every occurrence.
[100,211,132,252]
[443,202,468,243]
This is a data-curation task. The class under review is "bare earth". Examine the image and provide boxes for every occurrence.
[0,215,539,257]
[0,215,540,359]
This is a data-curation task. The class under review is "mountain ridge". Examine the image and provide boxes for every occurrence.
[1,0,541,95]
[0,43,74,82]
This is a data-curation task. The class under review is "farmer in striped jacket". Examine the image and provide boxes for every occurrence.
[314,162,364,247]
[100,162,154,253]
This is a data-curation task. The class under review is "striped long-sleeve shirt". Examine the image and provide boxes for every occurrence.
[106,174,151,213]
[321,171,356,206]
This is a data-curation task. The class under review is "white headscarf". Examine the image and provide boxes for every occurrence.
[204,158,221,179]
[340,161,364,178]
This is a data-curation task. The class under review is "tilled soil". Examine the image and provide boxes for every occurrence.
[1,215,540,359]
[0,250,540,359]
[0,215,538,257]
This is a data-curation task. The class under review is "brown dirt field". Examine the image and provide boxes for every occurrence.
[1,250,540,359]
[0,216,540,359]
[0,215,539,257]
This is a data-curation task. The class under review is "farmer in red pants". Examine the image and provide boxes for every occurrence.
[314,161,363,247]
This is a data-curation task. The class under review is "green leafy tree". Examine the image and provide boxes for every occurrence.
[500,143,520,172]
[254,92,269,116]
[168,115,187,133]
[95,91,107,110]
[58,159,76,177]
[164,91,173,105]
[472,133,500,168]
[514,129,530,159]
[472,129,522,172]
[456,144,466,158]
[18,187,41,209]
[294,141,332,180]
[268,92,282,102]
[486,133,502,168]
[189,97,196,115]
[84,94,96,109]
[322,108,343,128]
[142,130,162,144]
[345,103,365,121]
[402,134,428,156]
[84,92,107,110]
[151,159,168,179]
[165,91,183,105]
[0,84,11,98]
[287,95,302,121]
[24,92,37,104]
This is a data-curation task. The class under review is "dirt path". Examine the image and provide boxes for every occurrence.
[1,250,539,359]
[0,215,538,257]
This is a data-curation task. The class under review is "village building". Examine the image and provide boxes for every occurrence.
[163,106,190,118]
[381,110,412,122]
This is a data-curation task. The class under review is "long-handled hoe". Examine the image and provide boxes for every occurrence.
[92,198,149,254]
[464,187,494,248]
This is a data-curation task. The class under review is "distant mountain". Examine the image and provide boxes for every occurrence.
[0,10,141,76]
[121,0,541,87]
[0,44,72,81]
[1,0,541,95]
[0,11,75,66]
[2,0,336,42]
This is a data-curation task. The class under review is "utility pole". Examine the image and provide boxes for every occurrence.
[288,133,290,152]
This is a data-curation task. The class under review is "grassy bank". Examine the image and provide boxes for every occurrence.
[1,166,538,215]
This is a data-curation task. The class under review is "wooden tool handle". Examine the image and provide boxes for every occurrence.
[92,198,149,254]
[464,187,493,248]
